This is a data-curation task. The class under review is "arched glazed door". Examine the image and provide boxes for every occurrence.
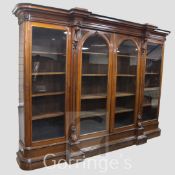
[78,33,111,136]
[114,40,139,128]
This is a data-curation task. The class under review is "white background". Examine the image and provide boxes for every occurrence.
[0,0,174,174]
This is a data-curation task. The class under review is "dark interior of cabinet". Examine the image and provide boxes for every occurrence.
[142,106,158,120]
[80,99,107,134]
[117,57,137,75]
[81,76,107,95]
[142,90,159,121]
[114,112,134,127]
[116,96,135,110]
[81,99,106,112]
[80,115,106,135]
[32,95,65,117]
[32,27,66,53]
[143,94,152,105]
[32,75,65,94]
[32,55,66,73]
[116,77,136,93]
[82,54,108,74]
[32,116,64,141]
[145,74,160,88]
[146,59,161,73]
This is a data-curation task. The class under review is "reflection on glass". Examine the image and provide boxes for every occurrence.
[32,27,67,141]
[115,40,138,128]
[80,35,109,135]
[142,43,162,121]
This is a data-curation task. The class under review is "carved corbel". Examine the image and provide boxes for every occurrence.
[136,114,147,145]
[141,38,147,56]
[68,122,79,145]
[137,114,144,129]
[18,12,31,25]
[67,123,85,164]
[141,30,149,56]
[72,26,81,51]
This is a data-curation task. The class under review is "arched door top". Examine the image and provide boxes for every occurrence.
[117,40,138,56]
[79,32,110,135]
[80,32,110,51]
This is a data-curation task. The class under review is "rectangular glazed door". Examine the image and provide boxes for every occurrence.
[77,32,111,136]
[113,39,139,129]
[31,23,69,141]
[141,42,163,120]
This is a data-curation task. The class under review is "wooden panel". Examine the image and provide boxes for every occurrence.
[18,23,25,143]
[24,21,32,147]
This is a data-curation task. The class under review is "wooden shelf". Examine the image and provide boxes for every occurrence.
[117,74,136,77]
[118,54,137,58]
[143,103,152,107]
[80,110,106,119]
[81,93,107,100]
[32,72,65,76]
[32,112,64,121]
[32,51,66,56]
[82,51,107,55]
[147,57,161,60]
[116,107,134,114]
[32,91,65,97]
[82,74,107,77]
[144,87,160,91]
[145,72,159,75]
[116,92,135,97]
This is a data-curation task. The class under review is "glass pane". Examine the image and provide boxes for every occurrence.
[32,27,67,141]
[142,43,162,121]
[115,40,138,128]
[115,112,134,128]
[80,35,109,135]
[32,117,64,141]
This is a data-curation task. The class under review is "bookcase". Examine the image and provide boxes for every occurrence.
[13,3,170,170]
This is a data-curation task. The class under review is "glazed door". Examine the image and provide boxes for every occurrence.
[31,23,69,142]
[141,42,163,121]
[112,39,140,129]
[77,32,111,136]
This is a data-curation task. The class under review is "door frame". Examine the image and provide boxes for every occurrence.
[24,22,72,147]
